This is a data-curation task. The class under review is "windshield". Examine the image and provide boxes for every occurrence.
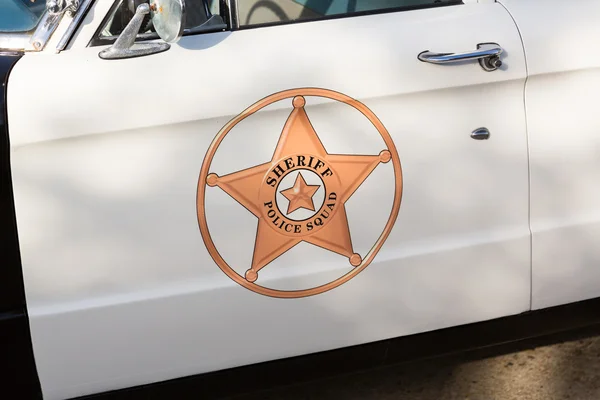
[0,0,46,32]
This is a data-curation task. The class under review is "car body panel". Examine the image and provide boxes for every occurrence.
[7,1,532,398]
[499,0,600,309]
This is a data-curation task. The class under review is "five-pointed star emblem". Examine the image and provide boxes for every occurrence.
[280,172,320,214]
[206,95,391,283]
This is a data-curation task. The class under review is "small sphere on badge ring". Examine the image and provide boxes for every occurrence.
[379,150,391,163]
[292,96,306,108]
[350,253,362,267]
[207,173,219,187]
[245,269,258,283]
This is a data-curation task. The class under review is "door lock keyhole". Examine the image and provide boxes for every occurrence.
[480,55,502,72]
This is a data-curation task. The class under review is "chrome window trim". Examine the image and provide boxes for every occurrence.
[30,12,63,51]
[0,32,31,52]
[56,0,95,51]
[227,0,238,29]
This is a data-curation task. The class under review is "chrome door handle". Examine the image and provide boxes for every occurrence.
[418,43,503,72]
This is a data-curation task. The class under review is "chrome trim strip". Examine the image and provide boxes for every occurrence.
[227,0,239,29]
[29,12,63,51]
[56,0,95,51]
[0,33,31,52]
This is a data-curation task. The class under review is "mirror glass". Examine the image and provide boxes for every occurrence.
[150,0,185,43]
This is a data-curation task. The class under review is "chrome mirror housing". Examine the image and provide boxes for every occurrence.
[99,0,185,60]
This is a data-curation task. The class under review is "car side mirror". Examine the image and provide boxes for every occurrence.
[99,0,185,60]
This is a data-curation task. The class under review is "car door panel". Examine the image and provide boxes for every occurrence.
[499,0,600,309]
[7,2,530,398]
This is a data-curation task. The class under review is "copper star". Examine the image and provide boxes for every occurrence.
[206,95,391,283]
[280,172,320,214]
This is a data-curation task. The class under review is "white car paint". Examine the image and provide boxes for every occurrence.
[8,1,531,399]
[499,0,600,309]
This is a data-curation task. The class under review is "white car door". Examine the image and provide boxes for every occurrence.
[7,0,530,398]
[498,0,600,310]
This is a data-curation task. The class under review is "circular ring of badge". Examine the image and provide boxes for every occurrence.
[197,88,403,298]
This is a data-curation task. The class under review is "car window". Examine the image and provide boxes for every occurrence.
[0,0,46,32]
[238,0,462,27]
[95,0,225,43]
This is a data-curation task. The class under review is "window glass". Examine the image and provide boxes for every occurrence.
[98,0,225,40]
[238,0,459,27]
[0,0,46,32]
